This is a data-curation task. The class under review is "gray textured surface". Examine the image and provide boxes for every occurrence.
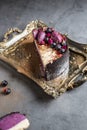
[0,0,87,130]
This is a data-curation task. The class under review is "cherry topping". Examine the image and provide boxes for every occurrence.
[62,45,67,50]
[46,33,51,37]
[48,38,53,45]
[32,27,67,55]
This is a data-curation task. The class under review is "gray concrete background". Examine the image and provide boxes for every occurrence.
[0,0,87,130]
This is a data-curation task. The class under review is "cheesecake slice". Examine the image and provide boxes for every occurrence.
[32,27,69,81]
[0,112,30,130]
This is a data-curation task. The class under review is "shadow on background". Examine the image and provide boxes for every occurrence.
[0,60,54,102]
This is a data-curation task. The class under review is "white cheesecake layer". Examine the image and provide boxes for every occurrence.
[9,119,30,130]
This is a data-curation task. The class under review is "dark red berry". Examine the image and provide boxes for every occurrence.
[46,33,51,37]
[62,45,67,50]
[48,38,53,44]
[1,80,8,87]
[38,28,43,32]
[3,87,11,95]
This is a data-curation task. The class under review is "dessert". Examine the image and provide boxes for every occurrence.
[0,112,30,130]
[0,20,86,97]
[32,27,69,83]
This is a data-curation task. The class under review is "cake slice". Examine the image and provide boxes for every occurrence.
[0,112,30,130]
[32,27,69,81]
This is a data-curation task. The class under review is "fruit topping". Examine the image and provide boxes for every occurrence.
[55,44,62,50]
[57,32,63,43]
[46,33,51,37]
[61,48,66,53]
[50,42,56,48]
[32,29,38,39]
[44,37,49,43]
[48,38,53,45]
[45,28,53,33]
[37,31,46,44]
[32,27,67,55]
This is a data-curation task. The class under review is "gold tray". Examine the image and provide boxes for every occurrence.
[0,20,87,98]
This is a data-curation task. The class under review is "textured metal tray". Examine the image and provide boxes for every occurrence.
[0,20,87,98]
